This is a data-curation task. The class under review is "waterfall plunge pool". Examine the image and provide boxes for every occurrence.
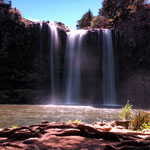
[0,105,122,128]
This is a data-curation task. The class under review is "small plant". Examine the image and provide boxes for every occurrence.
[68,119,81,124]
[131,109,150,131]
[142,123,150,130]
[11,125,19,129]
[119,100,133,120]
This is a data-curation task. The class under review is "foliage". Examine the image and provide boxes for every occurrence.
[76,9,94,28]
[91,15,108,28]
[11,125,19,129]
[68,119,81,124]
[101,0,145,20]
[133,0,145,5]
[131,109,150,131]
[76,0,148,29]
[8,8,14,13]
[119,100,133,120]
[98,9,104,16]
[142,123,150,130]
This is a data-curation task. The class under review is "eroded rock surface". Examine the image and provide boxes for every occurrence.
[0,122,150,150]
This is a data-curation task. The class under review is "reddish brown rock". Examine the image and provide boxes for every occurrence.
[0,122,150,150]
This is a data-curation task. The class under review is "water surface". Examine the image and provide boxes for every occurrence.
[0,105,121,128]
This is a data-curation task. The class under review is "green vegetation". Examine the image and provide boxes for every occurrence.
[119,100,133,120]
[91,15,108,28]
[118,102,150,131]
[77,0,147,29]
[76,8,108,29]
[102,0,145,17]
[142,123,150,130]
[131,109,150,131]
[76,9,94,28]
[11,125,19,129]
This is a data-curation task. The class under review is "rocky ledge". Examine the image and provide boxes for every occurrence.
[0,121,150,150]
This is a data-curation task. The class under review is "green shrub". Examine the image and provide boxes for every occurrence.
[131,109,150,131]
[119,100,133,120]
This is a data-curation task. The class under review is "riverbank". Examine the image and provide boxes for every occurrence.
[0,121,150,150]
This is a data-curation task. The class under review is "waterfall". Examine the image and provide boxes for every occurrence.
[65,30,87,104]
[102,29,117,105]
[36,22,117,106]
[48,22,59,101]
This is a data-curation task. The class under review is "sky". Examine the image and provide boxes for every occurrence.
[146,0,150,3]
[12,0,103,29]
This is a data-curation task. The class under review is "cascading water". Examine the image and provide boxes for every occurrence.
[36,22,117,106]
[65,30,87,104]
[102,29,117,105]
[48,22,59,101]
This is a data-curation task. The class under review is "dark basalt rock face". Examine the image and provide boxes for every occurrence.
[113,5,150,107]
[0,7,33,90]
[0,6,37,103]
[102,0,150,107]
[0,5,68,104]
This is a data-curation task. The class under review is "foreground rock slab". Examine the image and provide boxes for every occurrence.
[0,122,150,150]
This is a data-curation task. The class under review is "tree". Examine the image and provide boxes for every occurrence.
[98,8,106,16]
[76,9,94,29]
[91,15,108,28]
[101,0,145,19]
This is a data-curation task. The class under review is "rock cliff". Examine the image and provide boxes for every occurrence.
[113,4,150,107]
[0,3,149,107]
[0,6,38,103]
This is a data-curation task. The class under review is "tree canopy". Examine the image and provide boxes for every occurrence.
[76,0,148,29]
[102,0,146,18]
[76,9,94,29]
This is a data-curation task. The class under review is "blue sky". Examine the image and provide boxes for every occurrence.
[146,0,150,3]
[12,0,103,29]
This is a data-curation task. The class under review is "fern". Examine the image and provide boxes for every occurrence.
[119,100,133,120]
